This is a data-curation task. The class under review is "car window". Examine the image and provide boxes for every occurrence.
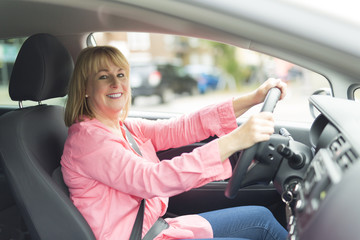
[0,38,25,105]
[354,88,360,101]
[92,32,330,123]
[0,37,67,107]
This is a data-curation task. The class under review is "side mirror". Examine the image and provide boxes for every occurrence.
[309,88,332,118]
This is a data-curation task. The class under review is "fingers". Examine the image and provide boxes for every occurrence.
[219,112,276,159]
[246,112,274,142]
[232,112,275,151]
[256,78,287,103]
[264,78,287,100]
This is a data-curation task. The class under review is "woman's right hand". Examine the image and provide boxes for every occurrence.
[218,112,275,162]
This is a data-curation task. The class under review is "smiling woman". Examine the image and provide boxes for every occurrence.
[84,64,129,129]
[64,46,131,127]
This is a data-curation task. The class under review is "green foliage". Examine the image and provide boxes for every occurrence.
[206,41,251,88]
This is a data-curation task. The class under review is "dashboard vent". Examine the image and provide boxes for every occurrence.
[329,135,359,171]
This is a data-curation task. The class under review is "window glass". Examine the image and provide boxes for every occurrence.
[0,34,331,120]
[93,32,329,123]
[0,37,66,107]
[354,88,360,102]
[0,38,25,105]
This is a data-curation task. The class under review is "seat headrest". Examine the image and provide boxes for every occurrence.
[9,33,74,102]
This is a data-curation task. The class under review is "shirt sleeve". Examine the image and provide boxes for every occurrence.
[125,99,238,152]
[65,125,232,199]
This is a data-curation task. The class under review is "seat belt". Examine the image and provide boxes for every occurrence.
[125,125,169,240]
[125,125,142,157]
[129,199,145,240]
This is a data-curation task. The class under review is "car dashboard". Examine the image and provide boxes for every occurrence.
[290,95,360,240]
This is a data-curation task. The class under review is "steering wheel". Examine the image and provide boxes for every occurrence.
[225,87,281,199]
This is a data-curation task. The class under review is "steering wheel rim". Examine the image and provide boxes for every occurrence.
[225,87,281,199]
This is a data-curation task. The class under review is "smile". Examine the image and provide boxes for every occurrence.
[107,93,123,99]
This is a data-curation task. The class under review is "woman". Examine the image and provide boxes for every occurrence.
[61,46,288,240]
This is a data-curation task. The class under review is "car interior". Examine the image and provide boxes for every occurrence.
[0,1,360,240]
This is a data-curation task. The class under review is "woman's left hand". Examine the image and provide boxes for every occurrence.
[232,78,287,118]
[252,78,287,105]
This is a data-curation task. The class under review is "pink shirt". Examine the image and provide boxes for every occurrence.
[61,100,238,240]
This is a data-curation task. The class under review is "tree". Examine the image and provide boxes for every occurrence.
[207,41,251,89]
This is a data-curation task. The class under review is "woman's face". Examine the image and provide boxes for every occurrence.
[85,62,130,120]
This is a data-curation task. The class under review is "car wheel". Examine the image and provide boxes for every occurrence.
[189,86,198,96]
[160,88,175,103]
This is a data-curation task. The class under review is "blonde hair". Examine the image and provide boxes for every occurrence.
[65,46,131,127]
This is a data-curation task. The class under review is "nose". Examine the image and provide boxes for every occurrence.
[110,76,120,88]
[110,75,128,91]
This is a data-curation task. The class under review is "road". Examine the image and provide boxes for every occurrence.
[132,88,315,124]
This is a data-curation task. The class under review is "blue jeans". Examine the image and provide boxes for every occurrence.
[189,206,288,240]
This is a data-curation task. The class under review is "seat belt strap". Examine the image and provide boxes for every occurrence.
[129,198,145,240]
[125,125,142,156]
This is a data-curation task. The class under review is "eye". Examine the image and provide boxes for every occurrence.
[99,75,108,80]
[117,73,125,78]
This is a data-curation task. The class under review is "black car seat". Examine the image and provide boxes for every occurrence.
[0,33,96,240]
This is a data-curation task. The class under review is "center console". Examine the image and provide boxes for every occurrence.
[287,115,359,240]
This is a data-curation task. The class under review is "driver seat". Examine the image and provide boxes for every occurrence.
[0,33,96,239]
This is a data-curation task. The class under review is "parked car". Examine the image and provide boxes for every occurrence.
[184,64,220,94]
[0,1,360,240]
[131,63,197,103]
